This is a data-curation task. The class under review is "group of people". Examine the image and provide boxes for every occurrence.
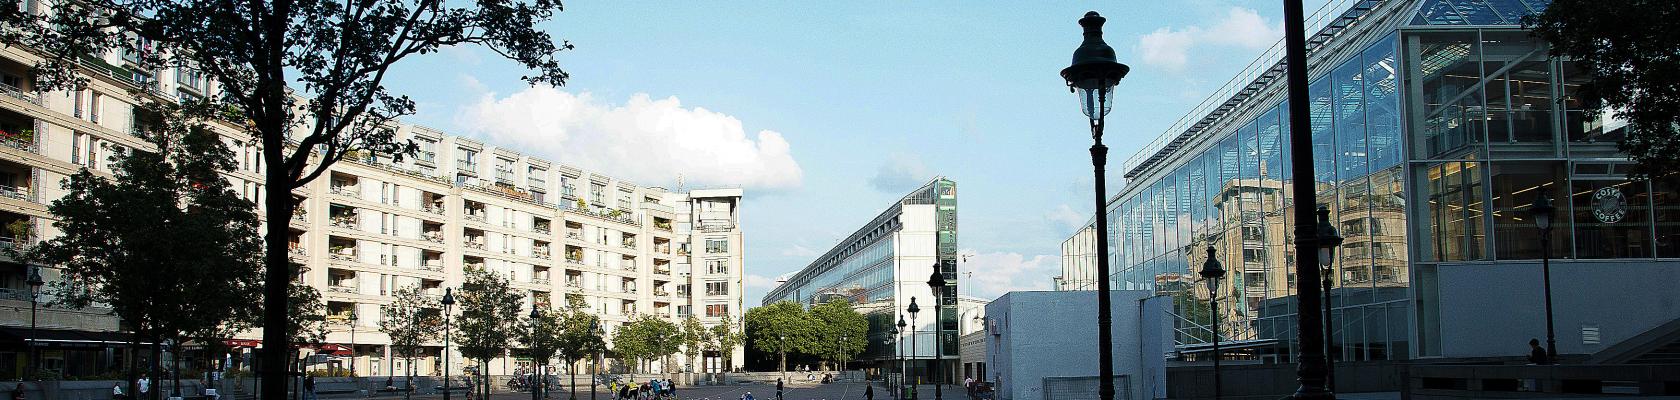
[608,378,676,400]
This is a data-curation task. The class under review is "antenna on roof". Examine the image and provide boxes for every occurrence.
[676,174,686,192]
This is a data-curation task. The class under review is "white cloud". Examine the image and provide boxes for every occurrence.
[960,250,1059,299]
[1046,204,1089,234]
[745,273,780,291]
[1134,7,1283,70]
[779,244,820,258]
[868,153,932,192]
[455,88,803,190]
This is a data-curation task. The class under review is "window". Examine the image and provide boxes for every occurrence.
[705,239,728,254]
[706,259,729,274]
[590,183,605,203]
[89,92,102,123]
[705,282,728,296]
[458,149,478,171]
[705,304,728,318]
[73,90,83,118]
[70,132,85,165]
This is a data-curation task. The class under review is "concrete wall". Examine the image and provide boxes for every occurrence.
[1437,259,1680,358]
[986,291,1168,400]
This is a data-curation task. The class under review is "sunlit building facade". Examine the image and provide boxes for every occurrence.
[763,177,959,381]
[1065,0,1679,362]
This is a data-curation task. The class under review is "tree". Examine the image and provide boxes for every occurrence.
[0,0,574,394]
[809,300,867,371]
[744,301,815,373]
[1525,0,1680,181]
[611,316,679,373]
[679,316,711,373]
[517,303,563,400]
[554,297,603,400]
[709,318,743,373]
[22,103,264,400]
[455,267,523,400]
[379,285,441,400]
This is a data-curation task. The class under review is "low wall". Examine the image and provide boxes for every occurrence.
[1166,361,1403,400]
[0,380,206,400]
[1405,364,1680,399]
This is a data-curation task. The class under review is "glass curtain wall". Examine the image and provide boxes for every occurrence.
[1109,34,1407,362]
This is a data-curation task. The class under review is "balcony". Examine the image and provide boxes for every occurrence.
[653,289,669,297]
[528,177,546,188]
[416,151,436,165]
[561,185,577,198]
[533,277,551,285]
[533,249,552,260]
[463,213,486,223]
[423,231,444,244]
[289,246,307,260]
[621,240,636,250]
[329,249,357,263]
[620,263,636,272]
[422,204,445,215]
[330,185,360,198]
[328,285,357,294]
[420,262,444,272]
[330,215,359,229]
[456,160,477,173]
[654,267,670,276]
[534,225,551,235]
[565,279,582,288]
[566,230,583,241]
[0,184,34,203]
[653,220,672,232]
[0,82,41,105]
[292,211,308,222]
[463,240,486,250]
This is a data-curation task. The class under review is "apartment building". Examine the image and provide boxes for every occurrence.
[0,40,745,379]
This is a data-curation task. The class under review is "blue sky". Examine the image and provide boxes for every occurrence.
[380,1,1332,306]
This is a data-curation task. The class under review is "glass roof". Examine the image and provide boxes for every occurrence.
[1409,0,1549,26]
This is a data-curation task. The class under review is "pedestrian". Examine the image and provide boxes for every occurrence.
[741,391,755,400]
[303,375,316,400]
[137,374,150,400]
[112,383,124,400]
[965,376,975,399]
[864,383,874,400]
[775,378,784,400]
[1528,338,1550,365]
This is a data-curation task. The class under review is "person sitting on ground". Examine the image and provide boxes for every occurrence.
[1528,338,1550,365]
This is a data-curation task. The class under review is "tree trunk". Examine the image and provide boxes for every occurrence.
[127,332,141,400]
[260,156,294,400]
[777,352,785,373]
[149,341,160,400]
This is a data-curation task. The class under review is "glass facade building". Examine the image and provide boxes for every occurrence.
[1076,0,1678,362]
[763,178,960,377]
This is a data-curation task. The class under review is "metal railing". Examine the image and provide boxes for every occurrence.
[0,83,41,105]
[0,184,34,202]
[0,134,37,153]
[330,186,360,198]
[1117,0,1378,181]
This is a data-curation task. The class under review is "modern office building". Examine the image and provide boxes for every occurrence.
[1060,0,1679,363]
[0,40,746,379]
[762,177,959,382]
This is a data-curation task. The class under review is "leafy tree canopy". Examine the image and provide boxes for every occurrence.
[456,266,524,363]
[1526,0,1680,181]
[809,300,868,366]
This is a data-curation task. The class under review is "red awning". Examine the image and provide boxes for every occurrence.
[316,344,352,356]
[224,339,261,348]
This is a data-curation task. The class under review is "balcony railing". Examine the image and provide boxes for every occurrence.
[534,226,551,235]
[330,186,360,198]
[463,240,486,250]
[561,186,577,198]
[421,263,444,272]
[566,230,583,240]
[565,280,582,288]
[495,169,514,183]
[533,251,552,260]
[463,213,486,222]
[289,247,308,258]
[533,277,551,285]
[0,83,41,105]
[456,160,477,173]
[654,268,671,276]
[424,232,444,243]
[422,204,445,215]
[330,216,359,229]
[621,241,636,249]
[653,289,669,297]
[0,287,32,301]
[416,151,436,165]
[620,264,636,272]
[0,184,35,202]
[330,252,357,263]
[292,211,308,222]
[327,285,357,294]
[0,134,37,153]
[528,177,546,187]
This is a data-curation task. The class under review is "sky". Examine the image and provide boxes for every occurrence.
[380,0,1334,306]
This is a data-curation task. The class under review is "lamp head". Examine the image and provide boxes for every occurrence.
[927,265,947,290]
[1198,246,1225,294]
[907,297,920,316]
[441,287,455,306]
[1530,191,1556,231]
[1315,205,1343,268]
[897,315,907,329]
[1061,11,1130,122]
[26,266,43,288]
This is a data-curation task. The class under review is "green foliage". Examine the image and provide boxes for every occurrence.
[455,267,524,365]
[23,103,263,350]
[611,316,680,373]
[744,301,816,372]
[680,316,711,372]
[809,300,868,368]
[556,297,605,366]
[307,368,357,378]
[1525,0,1680,181]
[379,285,441,363]
[518,303,564,364]
[709,318,743,370]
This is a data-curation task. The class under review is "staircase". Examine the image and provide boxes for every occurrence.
[1589,317,1680,364]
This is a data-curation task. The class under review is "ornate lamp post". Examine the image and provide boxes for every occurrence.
[1198,247,1226,400]
[349,311,359,380]
[927,266,947,400]
[896,315,907,398]
[839,334,849,374]
[590,320,602,400]
[1060,11,1130,400]
[1315,206,1344,390]
[441,288,455,400]
[907,297,920,400]
[26,266,43,381]
[530,308,543,400]
[1530,192,1558,364]
[1283,0,1333,396]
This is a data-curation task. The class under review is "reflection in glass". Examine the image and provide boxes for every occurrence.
[1489,161,1566,259]
[1420,161,1485,261]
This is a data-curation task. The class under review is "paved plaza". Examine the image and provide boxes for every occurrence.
[340,381,892,400]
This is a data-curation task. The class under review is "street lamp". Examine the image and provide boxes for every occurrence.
[441,288,455,400]
[1315,206,1344,391]
[590,320,602,400]
[1282,0,1334,396]
[1060,11,1129,400]
[896,315,908,399]
[839,334,849,374]
[349,310,359,382]
[907,297,920,400]
[1530,191,1558,364]
[1197,246,1226,400]
[26,266,43,381]
[530,308,543,400]
[927,266,947,400]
